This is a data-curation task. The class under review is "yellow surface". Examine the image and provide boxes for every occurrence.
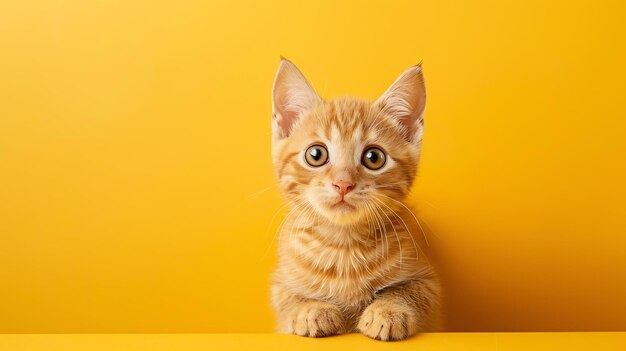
[0,333,625,351]
[1,0,626,333]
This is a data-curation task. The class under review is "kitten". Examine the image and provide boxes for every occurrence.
[270,58,441,341]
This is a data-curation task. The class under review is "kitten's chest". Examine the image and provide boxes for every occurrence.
[283,229,416,307]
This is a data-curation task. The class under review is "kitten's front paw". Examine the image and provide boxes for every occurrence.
[357,300,418,341]
[287,301,345,338]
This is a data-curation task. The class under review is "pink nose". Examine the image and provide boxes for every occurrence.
[333,180,355,196]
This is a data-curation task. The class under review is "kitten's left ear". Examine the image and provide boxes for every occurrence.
[375,64,426,142]
[272,58,323,140]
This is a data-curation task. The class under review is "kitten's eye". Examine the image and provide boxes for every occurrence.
[362,147,386,170]
[304,144,329,167]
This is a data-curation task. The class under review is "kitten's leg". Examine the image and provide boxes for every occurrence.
[272,284,346,337]
[357,270,440,341]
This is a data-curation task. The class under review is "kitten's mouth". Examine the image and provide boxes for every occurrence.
[331,199,356,211]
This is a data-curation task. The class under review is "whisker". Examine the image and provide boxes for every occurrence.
[248,182,279,199]
[376,193,430,247]
[259,199,299,261]
[278,201,308,249]
[364,202,381,259]
[371,196,421,260]
[369,200,390,266]
[368,182,407,187]
[372,199,403,268]
[421,198,440,210]
[297,203,316,243]
[368,184,406,190]
[288,204,312,252]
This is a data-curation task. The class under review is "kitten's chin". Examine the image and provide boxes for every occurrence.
[318,201,364,225]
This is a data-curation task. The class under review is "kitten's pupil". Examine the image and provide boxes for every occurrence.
[310,148,321,160]
[366,151,378,163]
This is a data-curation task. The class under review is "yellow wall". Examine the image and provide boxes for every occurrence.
[1,0,625,333]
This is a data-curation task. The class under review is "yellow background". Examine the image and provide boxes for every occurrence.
[1,0,625,333]
[2,333,626,351]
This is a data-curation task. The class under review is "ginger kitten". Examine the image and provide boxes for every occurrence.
[270,58,441,341]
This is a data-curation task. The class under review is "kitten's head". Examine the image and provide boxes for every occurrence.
[271,58,426,225]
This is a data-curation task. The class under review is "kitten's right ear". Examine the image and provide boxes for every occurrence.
[272,58,322,140]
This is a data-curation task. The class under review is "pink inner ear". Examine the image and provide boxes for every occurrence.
[271,59,322,139]
[274,107,298,139]
[273,87,308,138]
[375,65,426,142]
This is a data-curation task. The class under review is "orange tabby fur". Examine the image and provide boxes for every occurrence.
[270,58,441,341]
